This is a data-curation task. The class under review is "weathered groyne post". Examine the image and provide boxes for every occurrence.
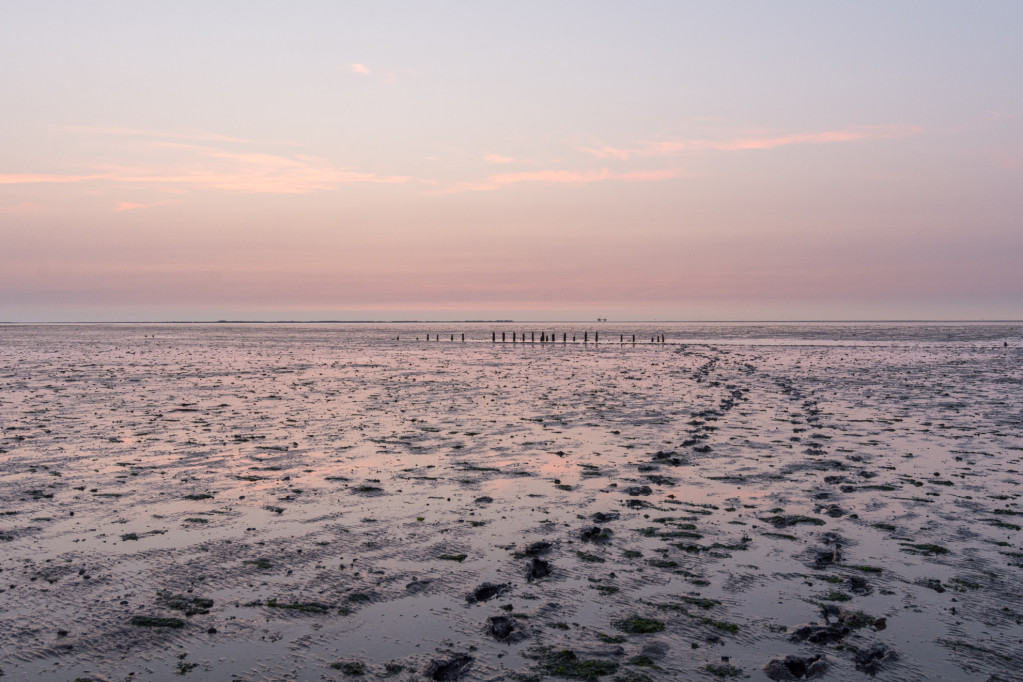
[492,331,496,343]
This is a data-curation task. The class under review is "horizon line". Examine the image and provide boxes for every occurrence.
[2,319,1021,325]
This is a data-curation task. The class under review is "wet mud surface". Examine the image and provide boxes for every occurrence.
[1,323,1021,681]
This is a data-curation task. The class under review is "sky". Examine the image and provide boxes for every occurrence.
[1,1,1021,322]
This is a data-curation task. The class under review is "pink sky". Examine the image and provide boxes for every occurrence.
[1,3,1021,321]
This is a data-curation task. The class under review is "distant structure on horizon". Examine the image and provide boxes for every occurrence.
[597,317,608,322]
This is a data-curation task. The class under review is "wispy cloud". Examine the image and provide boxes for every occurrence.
[5,137,409,195]
[105,145,409,194]
[114,200,179,212]
[0,173,105,184]
[0,202,43,213]
[580,124,923,159]
[436,167,680,194]
[351,63,371,76]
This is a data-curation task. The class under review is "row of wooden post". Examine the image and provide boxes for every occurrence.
[407,332,667,344]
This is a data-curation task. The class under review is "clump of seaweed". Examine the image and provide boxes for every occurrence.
[614,615,665,634]
[530,648,618,680]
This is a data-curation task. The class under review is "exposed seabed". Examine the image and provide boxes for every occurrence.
[1,323,1021,681]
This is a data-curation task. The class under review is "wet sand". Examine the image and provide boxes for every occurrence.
[1,323,1021,681]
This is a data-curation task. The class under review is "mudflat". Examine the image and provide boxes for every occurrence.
[1,323,1020,681]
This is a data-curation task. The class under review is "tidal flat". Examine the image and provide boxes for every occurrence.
[0,322,1021,681]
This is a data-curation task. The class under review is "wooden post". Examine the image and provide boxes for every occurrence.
[595,331,598,343]
[632,334,635,343]
[462,333,465,342]
[584,331,588,342]
[450,334,454,341]
[502,332,506,342]
[492,331,496,342]
[563,333,566,343]
[513,332,516,343]
[531,331,534,343]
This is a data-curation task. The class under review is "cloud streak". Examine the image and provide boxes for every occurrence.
[436,167,681,194]
[115,200,179,212]
[107,149,410,194]
[0,173,105,184]
[580,124,923,159]
[0,202,43,213]
[4,140,409,195]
